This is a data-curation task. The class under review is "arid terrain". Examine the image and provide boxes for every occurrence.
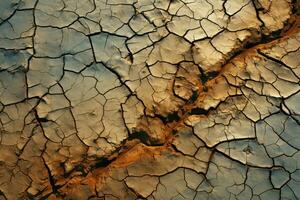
[0,0,300,199]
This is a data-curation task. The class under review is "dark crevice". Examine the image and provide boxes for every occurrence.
[187,90,199,104]
[42,158,61,197]
[89,129,164,170]
[36,117,49,122]
[92,157,115,169]
[200,71,219,84]
[128,130,150,144]
[155,111,180,124]
[0,190,7,200]
[190,107,210,115]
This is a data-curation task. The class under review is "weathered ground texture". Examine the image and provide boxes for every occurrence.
[1,0,300,199]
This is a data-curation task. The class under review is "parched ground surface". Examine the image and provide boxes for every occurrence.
[0,0,300,199]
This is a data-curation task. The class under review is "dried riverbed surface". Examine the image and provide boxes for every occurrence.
[0,0,300,199]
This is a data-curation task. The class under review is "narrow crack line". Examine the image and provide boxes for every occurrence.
[41,156,60,195]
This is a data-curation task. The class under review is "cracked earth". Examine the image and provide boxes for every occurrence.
[0,0,300,199]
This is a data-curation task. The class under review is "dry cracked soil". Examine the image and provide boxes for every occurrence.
[0,0,300,199]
